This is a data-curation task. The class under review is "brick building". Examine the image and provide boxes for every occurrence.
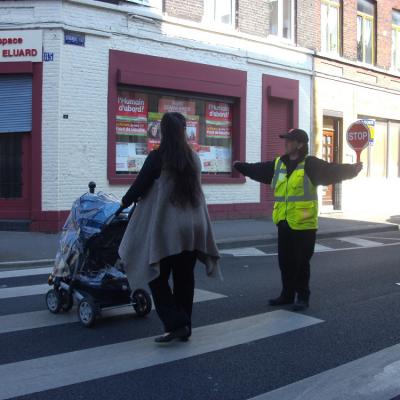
[0,0,313,231]
[0,0,399,231]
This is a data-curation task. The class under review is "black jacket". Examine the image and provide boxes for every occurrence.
[234,155,358,186]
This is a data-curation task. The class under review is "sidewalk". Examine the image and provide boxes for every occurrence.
[0,213,398,268]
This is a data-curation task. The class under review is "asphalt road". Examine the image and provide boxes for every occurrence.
[1,231,400,400]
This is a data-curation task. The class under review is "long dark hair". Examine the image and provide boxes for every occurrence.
[158,112,202,208]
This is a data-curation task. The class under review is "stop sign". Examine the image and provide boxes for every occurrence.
[346,121,371,162]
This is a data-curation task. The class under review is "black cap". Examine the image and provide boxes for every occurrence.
[279,128,309,143]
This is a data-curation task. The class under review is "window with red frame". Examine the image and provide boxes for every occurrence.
[115,87,234,175]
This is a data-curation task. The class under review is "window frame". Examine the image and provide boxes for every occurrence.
[357,1,375,65]
[392,11,400,72]
[321,0,341,55]
[108,50,247,185]
[269,0,295,42]
[203,0,236,28]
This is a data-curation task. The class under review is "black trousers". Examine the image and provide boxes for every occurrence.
[149,251,197,333]
[277,221,316,301]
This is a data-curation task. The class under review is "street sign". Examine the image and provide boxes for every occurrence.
[346,121,371,163]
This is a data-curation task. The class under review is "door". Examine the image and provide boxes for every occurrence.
[0,75,32,219]
[322,128,335,206]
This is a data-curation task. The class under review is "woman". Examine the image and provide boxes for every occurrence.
[119,112,220,343]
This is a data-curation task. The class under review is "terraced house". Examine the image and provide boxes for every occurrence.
[0,0,398,231]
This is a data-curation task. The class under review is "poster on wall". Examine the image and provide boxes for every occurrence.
[186,116,199,144]
[158,97,196,116]
[116,142,147,173]
[198,145,231,173]
[116,92,148,136]
[147,112,162,152]
[205,102,232,139]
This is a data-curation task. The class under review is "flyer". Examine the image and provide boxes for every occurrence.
[116,142,147,173]
[186,115,199,143]
[198,145,231,173]
[116,92,148,136]
[158,97,196,116]
[205,101,232,139]
[147,112,162,141]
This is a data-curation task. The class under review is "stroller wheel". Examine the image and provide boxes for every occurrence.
[46,289,61,314]
[132,289,152,317]
[78,297,97,327]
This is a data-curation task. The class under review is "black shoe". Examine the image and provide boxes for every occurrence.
[268,296,294,306]
[155,326,190,343]
[292,299,309,311]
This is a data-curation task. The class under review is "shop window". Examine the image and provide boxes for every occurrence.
[321,0,341,55]
[203,0,236,26]
[269,0,294,40]
[388,122,400,178]
[115,88,233,175]
[392,10,400,72]
[357,0,375,64]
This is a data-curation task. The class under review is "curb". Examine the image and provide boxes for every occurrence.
[0,224,398,269]
[216,223,399,250]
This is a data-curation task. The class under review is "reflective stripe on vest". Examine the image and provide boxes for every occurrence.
[272,157,318,230]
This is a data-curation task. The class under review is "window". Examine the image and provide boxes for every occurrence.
[203,0,236,26]
[357,0,375,64]
[388,122,400,177]
[357,117,400,178]
[269,0,294,40]
[392,10,400,72]
[321,0,341,54]
[115,88,233,175]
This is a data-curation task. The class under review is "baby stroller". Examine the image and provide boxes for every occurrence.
[46,182,152,327]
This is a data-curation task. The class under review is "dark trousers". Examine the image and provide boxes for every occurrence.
[149,251,197,333]
[277,221,316,301]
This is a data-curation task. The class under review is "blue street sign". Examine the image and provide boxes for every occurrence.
[64,31,85,47]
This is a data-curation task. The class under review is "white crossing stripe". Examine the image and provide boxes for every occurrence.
[338,237,384,248]
[0,289,226,334]
[0,283,49,299]
[0,267,52,279]
[0,310,323,400]
[220,247,268,257]
[248,343,400,400]
[314,243,332,252]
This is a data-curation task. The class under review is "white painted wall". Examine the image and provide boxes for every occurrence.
[0,0,313,212]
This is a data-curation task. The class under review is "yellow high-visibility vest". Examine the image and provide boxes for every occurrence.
[271,157,318,230]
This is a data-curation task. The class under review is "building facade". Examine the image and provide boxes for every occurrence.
[1,0,399,232]
[0,0,313,231]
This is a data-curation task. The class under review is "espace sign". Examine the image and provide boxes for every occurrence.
[0,30,42,62]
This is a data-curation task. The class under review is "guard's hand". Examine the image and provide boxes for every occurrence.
[354,162,363,175]
[232,160,241,168]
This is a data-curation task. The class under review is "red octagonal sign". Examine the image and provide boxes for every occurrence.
[346,121,371,162]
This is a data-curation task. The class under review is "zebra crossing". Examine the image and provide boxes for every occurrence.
[1,246,400,400]
[220,235,400,257]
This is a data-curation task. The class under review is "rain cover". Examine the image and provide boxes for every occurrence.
[52,192,121,277]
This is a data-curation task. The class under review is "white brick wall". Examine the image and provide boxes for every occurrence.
[1,0,313,212]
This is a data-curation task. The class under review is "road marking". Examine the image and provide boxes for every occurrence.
[0,310,323,400]
[338,237,384,248]
[0,289,226,334]
[248,343,400,400]
[314,244,332,252]
[0,283,49,299]
[0,267,52,279]
[220,247,268,257]
[0,259,54,267]
[362,236,400,242]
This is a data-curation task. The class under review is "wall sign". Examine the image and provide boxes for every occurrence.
[0,30,42,63]
[64,31,85,47]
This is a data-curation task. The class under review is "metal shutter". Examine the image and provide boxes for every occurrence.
[0,75,32,133]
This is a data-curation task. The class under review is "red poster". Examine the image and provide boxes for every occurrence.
[205,102,232,125]
[158,97,196,115]
[117,92,148,120]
